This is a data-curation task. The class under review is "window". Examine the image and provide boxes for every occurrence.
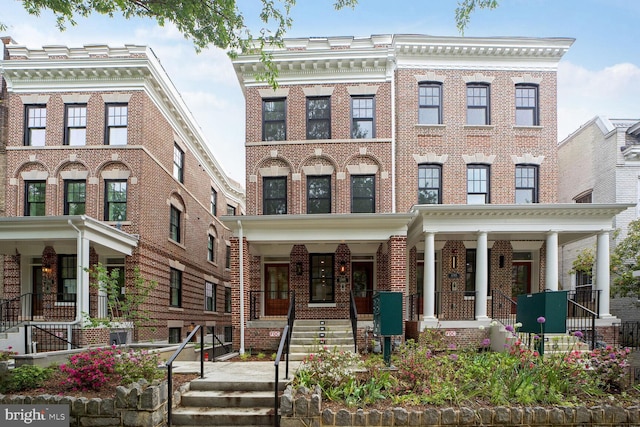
[263,176,287,215]
[262,98,286,141]
[227,205,236,215]
[170,206,181,242]
[418,83,442,124]
[25,181,46,216]
[211,188,217,216]
[25,105,46,146]
[310,254,334,303]
[224,287,231,312]
[307,175,331,214]
[576,269,592,287]
[418,164,442,204]
[104,180,127,221]
[208,234,216,262]
[170,268,182,307]
[105,258,126,314]
[205,281,216,311]
[351,96,374,138]
[225,245,231,269]
[64,104,87,146]
[173,143,184,183]
[307,96,331,139]
[58,255,77,302]
[351,175,375,213]
[64,180,86,215]
[515,84,539,126]
[467,165,490,204]
[168,327,181,344]
[105,104,128,145]
[466,84,490,125]
[575,192,592,204]
[515,165,538,204]
[465,249,491,296]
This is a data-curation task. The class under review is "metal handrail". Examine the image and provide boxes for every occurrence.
[349,289,358,352]
[1,293,77,333]
[273,291,295,427]
[490,289,517,329]
[166,325,204,427]
[567,299,598,350]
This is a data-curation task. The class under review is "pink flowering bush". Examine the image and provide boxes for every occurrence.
[115,348,163,385]
[297,345,361,390]
[0,346,17,362]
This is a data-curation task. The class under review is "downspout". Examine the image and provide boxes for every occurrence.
[390,54,397,213]
[237,220,245,354]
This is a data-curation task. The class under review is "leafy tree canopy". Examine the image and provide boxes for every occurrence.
[2,1,498,85]
[611,219,640,297]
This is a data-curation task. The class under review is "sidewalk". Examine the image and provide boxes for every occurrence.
[170,360,301,382]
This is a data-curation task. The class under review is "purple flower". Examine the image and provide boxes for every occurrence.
[481,338,491,347]
[448,343,457,350]
[505,325,514,332]
[537,316,546,324]
[574,330,584,338]
[449,354,458,361]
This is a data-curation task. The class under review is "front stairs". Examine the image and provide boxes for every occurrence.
[289,319,356,361]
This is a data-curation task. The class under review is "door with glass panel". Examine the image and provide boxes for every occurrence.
[265,264,289,316]
[352,261,373,314]
[511,262,531,314]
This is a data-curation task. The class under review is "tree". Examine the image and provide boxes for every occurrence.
[3,1,499,86]
[610,220,640,297]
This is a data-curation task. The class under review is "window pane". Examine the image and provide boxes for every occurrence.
[263,99,286,141]
[515,189,534,204]
[466,108,487,125]
[310,254,334,303]
[107,104,128,145]
[109,127,127,145]
[352,120,373,138]
[516,109,534,126]
[29,129,46,146]
[351,175,375,213]
[307,176,331,214]
[263,177,287,215]
[65,181,86,215]
[264,122,286,141]
[419,108,439,125]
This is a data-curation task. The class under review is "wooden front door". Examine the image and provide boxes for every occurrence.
[511,262,531,313]
[32,265,44,317]
[264,264,289,316]
[352,261,373,314]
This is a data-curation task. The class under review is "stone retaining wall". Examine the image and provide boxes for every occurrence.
[280,385,640,426]
[0,379,169,427]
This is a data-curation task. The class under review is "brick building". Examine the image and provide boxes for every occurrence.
[0,41,244,352]
[558,116,640,322]
[223,34,630,352]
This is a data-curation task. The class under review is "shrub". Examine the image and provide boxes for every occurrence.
[0,365,55,393]
[0,346,17,362]
[60,347,117,391]
[115,348,163,385]
[296,346,362,391]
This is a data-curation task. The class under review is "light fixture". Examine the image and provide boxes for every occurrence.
[499,255,505,268]
[42,263,52,277]
[295,262,303,276]
[339,261,346,275]
[451,255,458,269]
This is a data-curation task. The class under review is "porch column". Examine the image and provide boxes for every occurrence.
[475,231,489,320]
[596,230,611,317]
[422,232,436,320]
[545,231,559,291]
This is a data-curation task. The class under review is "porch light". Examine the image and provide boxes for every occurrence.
[42,263,53,277]
[295,262,303,276]
[339,261,346,275]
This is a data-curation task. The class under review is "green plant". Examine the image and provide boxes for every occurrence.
[115,348,163,385]
[256,352,266,359]
[240,352,251,361]
[0,365,55,393]
[0,346,17,362]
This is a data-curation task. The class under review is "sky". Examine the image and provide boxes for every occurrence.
[2,0,639,184]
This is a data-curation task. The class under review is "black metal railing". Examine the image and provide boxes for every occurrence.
[210,324,233,358]
[30,324,81,352]
[619,322,640,349]
[0,293,77,333]
[406,293,420,321]
[567,287,601,318]
[351,289,375,314]
[273,291,294,427]
[166,325,205,427]
[490,289,517,329]
[249,290,294,320]
[349,289,358,352]
[567,299,598,350]
[435,290,476,320]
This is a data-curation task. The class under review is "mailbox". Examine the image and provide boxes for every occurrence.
[516,291,568,334]
[373,291,403,336]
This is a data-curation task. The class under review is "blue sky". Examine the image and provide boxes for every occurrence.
[2,0,639,183]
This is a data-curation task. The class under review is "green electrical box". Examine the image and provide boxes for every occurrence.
[373,291,403,336]
[516,291,568,334]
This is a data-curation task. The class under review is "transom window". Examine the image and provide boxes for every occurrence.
[310,254,335,303]
[418,82,442,125]
[351,96,374,138]
[211,187,217,216]
[25,181,46,216]
[467,165,490,204]
[307,175,331,214]
[64,104,87,146]
[170,205,181,242]
[515,84,539,126]
[351,175,375,213]
[64,180,86,215]
[170,268,182,307]
[58,254,77,302]
[173,143,184,183]
[104,180,127,221]
[263,176,287,215]
[466,84,490,125]
[106,103,128,145]
[515,165,538,204]
[25,105,46,146]
[263,98,286,141]
[307,96,331,139]
[418,164,442,204]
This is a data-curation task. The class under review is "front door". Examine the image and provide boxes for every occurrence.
[352,261,373,314]
[511,262,531,313]
[32,266,44,317]
[264,264,289,316]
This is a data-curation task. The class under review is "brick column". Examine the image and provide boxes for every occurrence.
[389,235,407,318]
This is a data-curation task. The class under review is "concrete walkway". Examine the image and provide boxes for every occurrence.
[170,360,302,382]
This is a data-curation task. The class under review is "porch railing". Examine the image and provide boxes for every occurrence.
[490,289,517,329]
[249,290,294,320]
[567,299,599,350]
[349,290,358,352]
[30,324,81,353]
[435,291,476,320]
[567,287,601,318]
[0,293,77,333]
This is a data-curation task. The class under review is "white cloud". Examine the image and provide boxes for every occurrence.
[558,61,640,141]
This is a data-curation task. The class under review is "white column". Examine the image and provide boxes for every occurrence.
[475,231,489,320]
[77,234,91,325]
[423,232,436,320]
[545,231,559,291]
[596,230,611,317]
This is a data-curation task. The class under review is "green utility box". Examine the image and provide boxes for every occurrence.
[373,291,403,336]
[516,291,568,334]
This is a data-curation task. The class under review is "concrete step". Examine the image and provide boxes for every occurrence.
[189,377,285,392]
[180,390,274,408]
[291,329,352,336]
[289,343,354,353]
[294,319,352,326]
[171,407,275,426]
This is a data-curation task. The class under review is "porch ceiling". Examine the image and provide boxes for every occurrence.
[0,215,139,256]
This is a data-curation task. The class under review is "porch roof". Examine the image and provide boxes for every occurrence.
[0,215,139,256]
[407,203,634,247]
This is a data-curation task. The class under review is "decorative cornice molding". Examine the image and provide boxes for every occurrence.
[511,153,545,165]
[412,153,449,164]
[462,153,496,164]
[259,166,291,177]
